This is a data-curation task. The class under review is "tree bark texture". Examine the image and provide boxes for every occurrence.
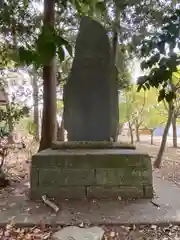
[154,102,174,168]
[39,0,56,151]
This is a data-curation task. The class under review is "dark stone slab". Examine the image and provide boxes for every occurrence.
[64,16,119,141]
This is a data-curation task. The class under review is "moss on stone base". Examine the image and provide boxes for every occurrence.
[51,141,136,150]
[30,148,153,200]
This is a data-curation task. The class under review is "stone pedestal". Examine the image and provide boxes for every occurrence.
[30,148,153,200]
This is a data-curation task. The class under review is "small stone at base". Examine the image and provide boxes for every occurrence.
[52,226,104,240]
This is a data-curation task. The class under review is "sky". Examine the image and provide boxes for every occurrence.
[32,1,43,13]
[131,59,142,83]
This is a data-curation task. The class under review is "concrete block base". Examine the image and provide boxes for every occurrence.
[30,148,153,200]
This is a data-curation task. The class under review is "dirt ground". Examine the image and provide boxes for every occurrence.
[136,140,180,185]
[1,224,180,240]
[1,136,180,239]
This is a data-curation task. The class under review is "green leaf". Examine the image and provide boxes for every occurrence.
[137,85,142,92]
[18,47,34,65]
[165,91,176,102]
[157,41,165,54]
[140,61,148,70]
[23,0,28,8]
[55,35,67,46]
[55,35,72,56]
[158,89,166,102]
[145,82,150,89]
[61,0,68,7]
[22,106,29,115]
[73,0,84,15]
[159,57,168,67]
[36,26,57,64]
[58,46,65,61]
[150,53,160,65]
[170,14,178,21]
[137,76,148,85]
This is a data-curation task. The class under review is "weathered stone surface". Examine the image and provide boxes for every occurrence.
[95,168,151,185]
[52,226,104,240]
[30,167,39,186]
[65,169,95,185]
[64,16,118,141]
[143,185,154,198]
[30,149,153,200]
[38,169,66,186]
[38,169,95,186]
[51,141,136,149]
[31,149,151,169]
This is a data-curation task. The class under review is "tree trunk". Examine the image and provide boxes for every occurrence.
[7,121,14,144]
[151,129,154,145]
[135,121,140,142]
[172,113,177,148]
[38,0,56,151]
[32,70,39,142]
[128,121,134,144]
[154,102,174,168]
[6,104,14,144]
[112,4,120,142]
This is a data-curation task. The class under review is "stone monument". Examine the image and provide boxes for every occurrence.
[63,16,119,141]
[30,17,153,200]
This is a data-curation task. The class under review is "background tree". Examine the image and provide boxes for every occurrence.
[119,85,146,143]
[170,70,180,148]
[137,8,180,168]
[119,86,164,142]
[38,0,56,151]
[0,101,29,141]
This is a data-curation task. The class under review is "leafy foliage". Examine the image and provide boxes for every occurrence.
[17,29,73,67]
[0,102,29,134]
[26,119,38,136]
[119,84,145,123]
[0,0,75,69]
[119,85,167,128]
[137,8,180,102]
[0,0,175,69]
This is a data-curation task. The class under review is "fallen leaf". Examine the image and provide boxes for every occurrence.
[79,222,84,228]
